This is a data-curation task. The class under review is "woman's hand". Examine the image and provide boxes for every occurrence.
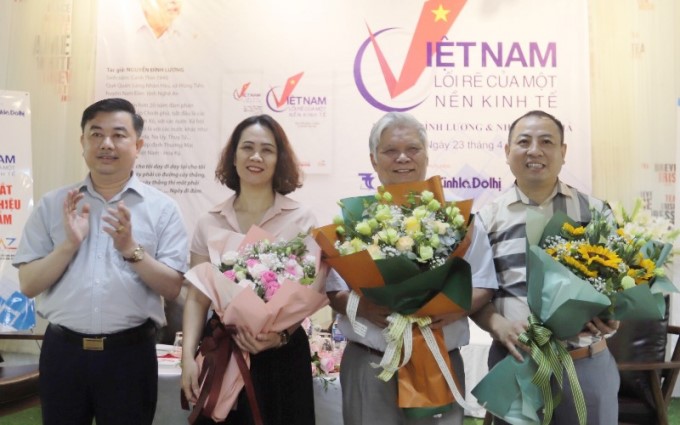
[234,327,282,354]
[181,356,200,405]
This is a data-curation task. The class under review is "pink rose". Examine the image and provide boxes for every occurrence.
[264,280,281,301]
[223,269,237,281]
[284,259,303,279]
[260,270,279,284]
[319,355,336,374]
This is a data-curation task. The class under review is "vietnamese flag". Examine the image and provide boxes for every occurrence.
[273,71,304,109]
[368,0,467,98]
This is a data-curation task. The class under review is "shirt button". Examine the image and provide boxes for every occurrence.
[94,279,100,285]
[94,307,100,313]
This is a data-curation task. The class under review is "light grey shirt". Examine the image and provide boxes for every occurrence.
[13,173,188,333]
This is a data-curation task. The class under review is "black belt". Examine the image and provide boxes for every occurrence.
[48,319,156,351]
[351,341,385,357]
[351,341,460,357]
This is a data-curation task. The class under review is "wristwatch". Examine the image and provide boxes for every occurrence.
[278,330,290,347]
[123,245,145,263]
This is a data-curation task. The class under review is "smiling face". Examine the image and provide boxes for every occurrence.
[234,123,278,190]
[370,124,428,186]
[506,114,566,196]
[80,111,143,184]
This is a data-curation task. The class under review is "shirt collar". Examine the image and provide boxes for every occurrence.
[78,172,144,201]
[504,180,574,208]
[211,192,301,217]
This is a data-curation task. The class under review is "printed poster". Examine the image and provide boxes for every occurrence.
[0,91,35,332]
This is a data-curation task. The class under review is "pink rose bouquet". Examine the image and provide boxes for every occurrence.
[183,225,328,423]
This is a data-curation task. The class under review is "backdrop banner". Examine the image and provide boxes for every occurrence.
[0,91,35,332]
[94,0,592,228]
[93,1,591,416]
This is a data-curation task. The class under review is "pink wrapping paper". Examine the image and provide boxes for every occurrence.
[184,226,329,422]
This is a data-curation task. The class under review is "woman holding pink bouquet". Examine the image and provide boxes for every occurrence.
[181,114,319,425]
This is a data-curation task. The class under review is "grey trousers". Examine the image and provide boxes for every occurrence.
[488,341,620,425]
[340,341,465,425]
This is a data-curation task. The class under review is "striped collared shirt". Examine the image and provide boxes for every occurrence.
[476,180,610,346]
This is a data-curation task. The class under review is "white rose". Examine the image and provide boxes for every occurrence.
[395,236,415,253]
[221,251,239,266]
[248,263,269,279]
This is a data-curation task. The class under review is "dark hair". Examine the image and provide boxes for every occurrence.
[80,98,144,136]
[508,110,564,144]
[215,114,303,195]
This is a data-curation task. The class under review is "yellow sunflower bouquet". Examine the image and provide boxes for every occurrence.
[539,208,677,320]
[473,207,677,425]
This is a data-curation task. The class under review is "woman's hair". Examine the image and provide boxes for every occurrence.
[215,114,303,195]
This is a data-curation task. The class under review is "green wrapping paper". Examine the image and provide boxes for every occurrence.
[527,246,611,340]
[473,208,677,424]
[362,255,472,315]
[472,211,610,425]
[472,352,542,425]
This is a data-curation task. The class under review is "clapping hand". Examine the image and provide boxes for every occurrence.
[63,189,90,246]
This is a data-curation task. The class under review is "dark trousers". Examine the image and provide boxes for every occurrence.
[195,327,315,425]
[39,324,158,425]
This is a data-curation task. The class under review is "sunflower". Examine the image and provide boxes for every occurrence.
[627,258,656,284]
[563,255,598,278]
[577,244,622,270]
[563,223,586,237]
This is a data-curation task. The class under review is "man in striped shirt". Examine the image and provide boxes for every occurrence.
[473,110,620,425]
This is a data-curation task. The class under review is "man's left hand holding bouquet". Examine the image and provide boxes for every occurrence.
[324,112,499,424]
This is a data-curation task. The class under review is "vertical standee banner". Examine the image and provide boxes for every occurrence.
[0,91,35,331]
[673,98,680,396]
